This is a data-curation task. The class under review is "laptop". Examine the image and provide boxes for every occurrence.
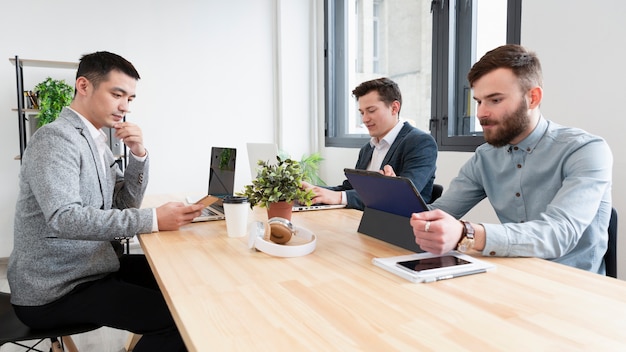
[192,147,237,222]
[292,202,346,212]
[246,142,345,212]
[343,168,428,252]
[246,142,279,178]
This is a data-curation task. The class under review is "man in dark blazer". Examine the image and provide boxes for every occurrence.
[8,51,204,351]
[303,78,437,210]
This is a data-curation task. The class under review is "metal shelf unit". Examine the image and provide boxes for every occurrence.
[10,56,78,161]
[9,56,126,168]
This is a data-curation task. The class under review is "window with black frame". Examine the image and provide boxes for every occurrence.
[325,0,433,148]
[325,0,521,152]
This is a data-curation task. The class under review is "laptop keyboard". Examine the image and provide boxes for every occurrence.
[201,207,218,217]
[201,204,224,217]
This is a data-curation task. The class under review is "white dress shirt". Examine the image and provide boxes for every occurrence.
[69,108,157,231]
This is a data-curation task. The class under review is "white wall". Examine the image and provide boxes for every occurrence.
[1,0,624,279]
[0,0,315,256]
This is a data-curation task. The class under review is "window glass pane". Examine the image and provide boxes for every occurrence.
[328,0,520,150]
[346,0,432,135]
[451,0,507,138]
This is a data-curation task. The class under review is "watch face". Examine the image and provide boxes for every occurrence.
[458,238,473,252]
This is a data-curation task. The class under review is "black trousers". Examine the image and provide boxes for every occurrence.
[14,254,186,352]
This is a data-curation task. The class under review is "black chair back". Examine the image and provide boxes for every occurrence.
[605,207,618,278]
[429,184,443,204]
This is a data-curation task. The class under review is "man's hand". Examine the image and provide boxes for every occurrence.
[379,165,397,177]
[156,202,205,231]
[114,122,146,157]
[409,209,465,255]
[301,181,342,205]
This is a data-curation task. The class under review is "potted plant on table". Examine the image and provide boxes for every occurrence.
[239,156,315,220]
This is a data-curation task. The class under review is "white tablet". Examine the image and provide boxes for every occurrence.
[372,251,495,283]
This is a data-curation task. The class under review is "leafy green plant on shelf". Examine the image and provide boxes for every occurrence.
[33,77,74,127]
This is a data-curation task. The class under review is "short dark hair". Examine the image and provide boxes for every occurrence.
[76,51,140,89]
[352,77,402,109]
[467,44,543,93]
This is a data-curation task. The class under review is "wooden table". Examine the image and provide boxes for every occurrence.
[139,196,626,351]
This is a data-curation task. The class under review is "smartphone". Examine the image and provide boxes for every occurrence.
[396,255,471,272]
[195,195,219,207]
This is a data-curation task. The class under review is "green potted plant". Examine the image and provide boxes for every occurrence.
[33,77,74,127]
[278,151,327,186]
[298,152,326,186]
[239,156,315,219]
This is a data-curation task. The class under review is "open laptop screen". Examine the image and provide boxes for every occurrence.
[208,147,237,197]
[246,142,278,178]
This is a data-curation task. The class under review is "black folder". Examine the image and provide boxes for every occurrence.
[344,168,429,253]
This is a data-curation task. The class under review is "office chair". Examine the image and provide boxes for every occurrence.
[0,291,100,352]
[605,207,618,278]
[429,184,443,204]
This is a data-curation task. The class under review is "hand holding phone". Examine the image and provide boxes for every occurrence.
[195,195,219,207]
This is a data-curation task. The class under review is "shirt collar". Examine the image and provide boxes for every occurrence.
[508,115,547,154]
[370,120,404,148]
[68,107,108,144]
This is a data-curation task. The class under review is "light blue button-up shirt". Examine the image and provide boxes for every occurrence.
[432,117,612,273]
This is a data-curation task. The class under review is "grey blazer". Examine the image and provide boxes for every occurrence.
[8,108,153,306]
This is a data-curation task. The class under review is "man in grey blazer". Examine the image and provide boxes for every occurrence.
[8,51,203,352]
[303,78,438,210]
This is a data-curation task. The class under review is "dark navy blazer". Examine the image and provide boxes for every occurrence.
[329,122,438,210]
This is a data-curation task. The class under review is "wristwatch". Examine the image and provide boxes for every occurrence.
[456,220,475,252]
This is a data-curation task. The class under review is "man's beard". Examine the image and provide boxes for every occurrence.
[481,99,530,148]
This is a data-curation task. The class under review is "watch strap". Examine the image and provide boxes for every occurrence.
[460,220,474,239]
[457,220,475,252]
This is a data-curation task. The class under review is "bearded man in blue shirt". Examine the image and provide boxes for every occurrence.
[408,44,612,274]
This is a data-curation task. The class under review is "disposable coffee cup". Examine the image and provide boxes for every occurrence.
[222,196,249,238]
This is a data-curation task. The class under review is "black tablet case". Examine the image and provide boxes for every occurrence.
[344,168,428,253]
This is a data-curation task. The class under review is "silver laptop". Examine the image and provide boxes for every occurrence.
[292,202,346,212]
[246,143,345,212]
[193,147,237,222]
[246,142,279,178]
